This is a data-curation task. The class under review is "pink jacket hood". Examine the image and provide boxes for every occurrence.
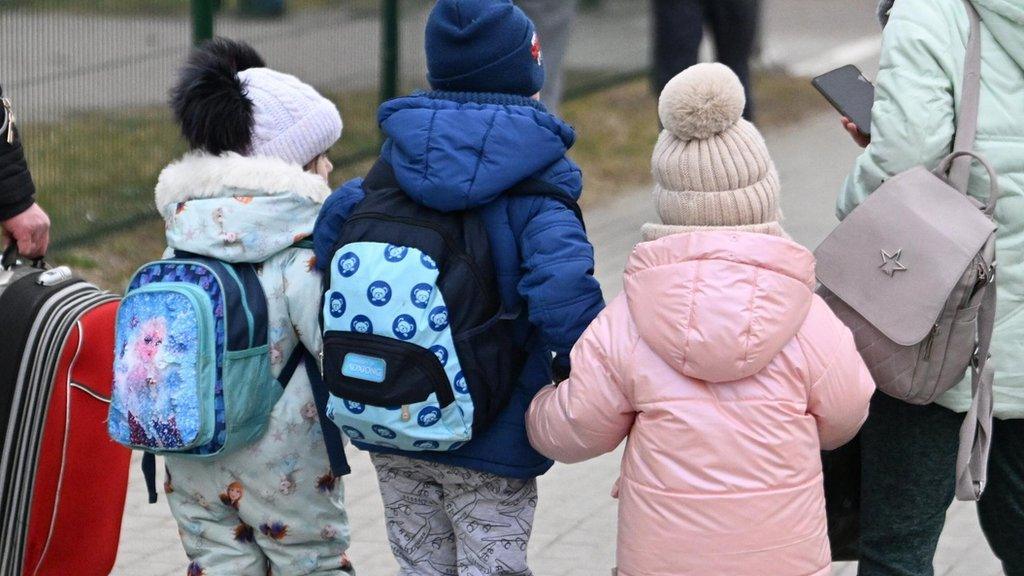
[624,231,816,383]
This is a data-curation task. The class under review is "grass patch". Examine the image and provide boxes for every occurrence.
[25,107,186,246]
[562,70,828,208]
[48,70,826,287]
[43,88,380,288]
[55,219,168,291]
[24,89,380,248]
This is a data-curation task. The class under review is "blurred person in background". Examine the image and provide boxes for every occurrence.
[0,84,50,259]
[652,0,759,120]
[838,0,1024,575]
[517,0,578,112]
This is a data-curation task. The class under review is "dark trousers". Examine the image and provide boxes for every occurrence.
[651,0,759,120]
[859,392,1024,576]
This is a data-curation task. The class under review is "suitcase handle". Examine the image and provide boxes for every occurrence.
[1,243,46,271]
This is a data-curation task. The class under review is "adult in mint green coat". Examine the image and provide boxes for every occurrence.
[837,1,1024,574]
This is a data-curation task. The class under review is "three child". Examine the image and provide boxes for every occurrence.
[526,63,876,575]
[148,4,873,576]
[156,39,354,575]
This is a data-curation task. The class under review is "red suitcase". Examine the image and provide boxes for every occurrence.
[0,252,131,576]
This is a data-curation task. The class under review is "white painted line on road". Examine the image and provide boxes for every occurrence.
[788,35,883,78]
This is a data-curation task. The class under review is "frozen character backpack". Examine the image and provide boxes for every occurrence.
[321,161,582,451]
[109,252,287,461]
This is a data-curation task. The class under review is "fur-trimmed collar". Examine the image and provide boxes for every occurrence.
[155,151,331,211]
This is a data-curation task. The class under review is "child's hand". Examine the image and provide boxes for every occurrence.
[841,117,871,149]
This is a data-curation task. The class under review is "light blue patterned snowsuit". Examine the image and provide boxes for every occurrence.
[153,152,353,576]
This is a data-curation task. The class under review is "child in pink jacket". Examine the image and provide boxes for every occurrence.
[526,63,876,576]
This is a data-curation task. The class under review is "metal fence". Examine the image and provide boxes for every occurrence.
[0,0,647,248]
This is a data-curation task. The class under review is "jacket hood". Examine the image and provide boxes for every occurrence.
[624,231,816,383]
[378,91,582,212]
[155,152,329,263]
[973,0,1024,68]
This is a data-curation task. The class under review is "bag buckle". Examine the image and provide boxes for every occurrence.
[971,347,991,370]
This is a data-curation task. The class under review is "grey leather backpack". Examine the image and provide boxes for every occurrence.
[815,0,998,501]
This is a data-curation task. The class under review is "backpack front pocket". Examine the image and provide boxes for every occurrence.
[323,331,454,407]
[109,283,217,452]
[323,331,471,451]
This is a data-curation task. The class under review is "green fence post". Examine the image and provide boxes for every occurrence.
[192,0,215,45]
[380,0,400,104]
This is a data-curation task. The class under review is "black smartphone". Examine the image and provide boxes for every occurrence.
[812,65,875,136]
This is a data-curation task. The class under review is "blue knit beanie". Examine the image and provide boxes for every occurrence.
[426,0,546,97]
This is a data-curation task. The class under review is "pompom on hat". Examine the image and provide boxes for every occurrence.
[170,37,342,167]
[643,63,784,241]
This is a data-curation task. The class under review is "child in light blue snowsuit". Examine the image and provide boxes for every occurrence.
[157,38,354,575]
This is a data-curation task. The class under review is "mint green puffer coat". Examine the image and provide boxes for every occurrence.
[838,0,1024,419]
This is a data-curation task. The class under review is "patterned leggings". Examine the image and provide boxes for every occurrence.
[370,453,538,576]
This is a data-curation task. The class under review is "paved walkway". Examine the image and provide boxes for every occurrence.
[110,107,1004,575]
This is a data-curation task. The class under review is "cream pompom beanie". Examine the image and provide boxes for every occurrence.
[642,63,784,241]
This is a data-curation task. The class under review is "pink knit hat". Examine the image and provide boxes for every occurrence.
[238,67,343,167]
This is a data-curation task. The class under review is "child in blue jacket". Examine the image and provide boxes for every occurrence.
[314,1,604,573]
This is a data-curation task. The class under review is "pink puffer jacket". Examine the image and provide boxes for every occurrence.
[527,231,875,576]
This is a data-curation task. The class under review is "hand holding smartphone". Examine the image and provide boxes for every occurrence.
[812,65,875,140]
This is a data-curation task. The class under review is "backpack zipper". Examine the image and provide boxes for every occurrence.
[923,323,939,359]
[401,405,411,422]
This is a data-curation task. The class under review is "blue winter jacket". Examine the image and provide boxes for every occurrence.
[314,91,605,478]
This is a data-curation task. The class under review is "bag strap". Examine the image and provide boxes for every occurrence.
[945,0,996,501]
[276,344,305,389]
[278,343,350,476]
[142,452,159,504]
[935,150,1000,216]
[948,0,984,192]
[955,264,996,501]
[299,346,352,477]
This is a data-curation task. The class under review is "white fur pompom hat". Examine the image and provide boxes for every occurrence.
[643,63,784,241]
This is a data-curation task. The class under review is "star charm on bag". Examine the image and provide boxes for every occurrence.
[879,249,908,277]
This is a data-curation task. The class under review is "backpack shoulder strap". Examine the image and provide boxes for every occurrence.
[956,262,996,500]
[142,452,159,504]
[948,0,984,193]
[276,345,306,388]
[504,178,586,229]
[283,343,352,477]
